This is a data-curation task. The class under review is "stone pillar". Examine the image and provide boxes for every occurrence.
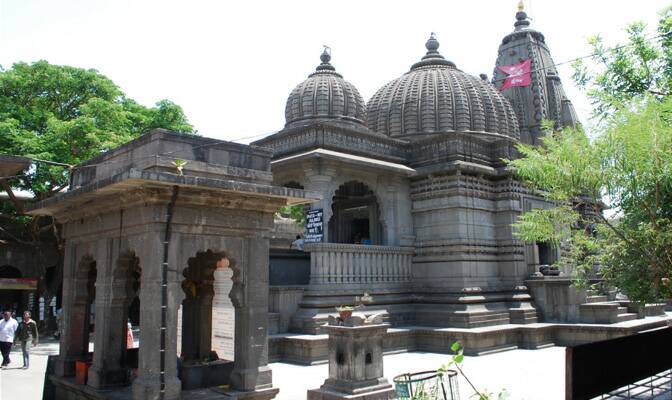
[89,239,132,388]
[55,245,94,378]
[132,233,182,400]
[307,315,395,399]
[228,236,278,399]
[304,165,336,242]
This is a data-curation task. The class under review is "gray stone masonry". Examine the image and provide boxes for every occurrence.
[307,313,396,400]
[28,129,318,400]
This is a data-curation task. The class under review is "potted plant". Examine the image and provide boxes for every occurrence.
[335,292,373,320]
[335,305,354,320]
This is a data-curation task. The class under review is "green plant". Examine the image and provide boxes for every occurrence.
[277,204,306,226]
[172,159,188,176]
[507,98,672,304]
[335,292,373,314]
[438,342,509,400]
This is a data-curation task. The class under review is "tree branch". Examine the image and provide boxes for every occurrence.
[0,226,34,247]
[0,179,25,214]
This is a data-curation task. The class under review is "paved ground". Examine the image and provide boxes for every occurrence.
[271,347,566,400]
[0,340,565,400]
[0,338,60,400]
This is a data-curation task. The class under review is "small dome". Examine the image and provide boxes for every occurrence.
[367,34,519,140]
[285,48,366,127]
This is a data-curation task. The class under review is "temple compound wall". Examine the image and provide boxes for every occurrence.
[29,129,316,400]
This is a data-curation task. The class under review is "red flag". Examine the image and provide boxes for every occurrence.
[498,59,531,91]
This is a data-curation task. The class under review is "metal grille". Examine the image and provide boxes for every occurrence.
[594,369,672,400]
[394,370,461,400]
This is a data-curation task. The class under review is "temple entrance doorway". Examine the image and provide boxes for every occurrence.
[536,241,555,266]
[329,181,383,245]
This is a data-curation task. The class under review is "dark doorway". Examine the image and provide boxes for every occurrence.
[537,242,554,265]
[329,181,383,245]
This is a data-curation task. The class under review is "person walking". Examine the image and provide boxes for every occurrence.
[0,310,18,369]
[15,311,38,369]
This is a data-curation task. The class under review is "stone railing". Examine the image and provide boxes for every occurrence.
[304,243,414,285]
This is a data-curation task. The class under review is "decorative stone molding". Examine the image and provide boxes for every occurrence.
[255,123,408,164]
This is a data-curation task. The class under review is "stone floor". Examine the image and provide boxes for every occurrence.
[0,338,566,399]
[6,340,669,399]
[0,337,60,399]
[271,347,566,400]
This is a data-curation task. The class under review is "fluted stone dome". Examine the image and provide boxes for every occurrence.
[285,49,366,127]
[367,34,519,140]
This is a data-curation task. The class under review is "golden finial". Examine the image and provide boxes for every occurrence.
[517,0,524,12]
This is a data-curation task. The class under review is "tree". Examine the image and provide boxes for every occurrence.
[509,11,672,305]
[572,8,672,119]
[0,60,194,312]
[509,101,672,304]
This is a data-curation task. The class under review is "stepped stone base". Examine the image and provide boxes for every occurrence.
[580,301,667,324]
[271,314,672,365]
[307,384,397,400]
[292,290,539,334]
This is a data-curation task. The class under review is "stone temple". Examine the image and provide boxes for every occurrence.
[256,7,668,361]
[256,9,576,333]
[29,5,670,400]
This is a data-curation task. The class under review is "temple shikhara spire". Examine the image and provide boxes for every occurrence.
[492,1,579,145]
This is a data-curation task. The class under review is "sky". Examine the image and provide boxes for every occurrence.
[0,0,669,143]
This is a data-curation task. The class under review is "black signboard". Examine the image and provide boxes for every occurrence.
[305,209,324,243]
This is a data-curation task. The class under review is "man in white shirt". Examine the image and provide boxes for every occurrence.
[0,310,18,368]
[291,235,304,251]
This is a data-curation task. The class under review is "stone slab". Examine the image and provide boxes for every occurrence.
[210,387,280,400]
[307,385,397,400]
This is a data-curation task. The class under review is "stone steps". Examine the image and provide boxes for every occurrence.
[579,302,647,324]
[586,295,608,303]
[579,302,623,324]
[269,315,672,365]
[616,313,639,323]
[579,298,670,324]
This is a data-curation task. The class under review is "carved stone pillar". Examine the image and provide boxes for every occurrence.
[89,240,131,388]
[132,232,182,400]
[229,237,278,398]
[55,245,96,378]
[89,248,140,388]
[304,164,337,242]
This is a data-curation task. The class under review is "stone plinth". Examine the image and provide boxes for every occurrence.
[526,277,596,322]
[307,314,396,399]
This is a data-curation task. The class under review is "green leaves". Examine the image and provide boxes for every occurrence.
[0,60,196,261]
[507,97,672,303]
[0,60,195,198]
[277,204,306,226]
[513,206,579,245]
[573,11,672,120]
[508,126,604,202]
